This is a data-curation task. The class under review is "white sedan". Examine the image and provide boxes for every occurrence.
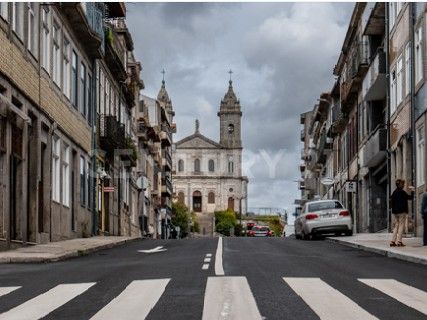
[294,200,353,240]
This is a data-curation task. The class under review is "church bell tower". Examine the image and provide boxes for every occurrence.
[218,75,242,149]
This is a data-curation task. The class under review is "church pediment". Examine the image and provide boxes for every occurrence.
[176,133,222,149]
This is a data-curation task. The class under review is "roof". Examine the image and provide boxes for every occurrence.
[175,132,223,149]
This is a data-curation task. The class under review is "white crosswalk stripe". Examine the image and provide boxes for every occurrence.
[283,277,378,320]
[202,276,262,320]
[359,279,427,315]
[90,279,170,320]
[2,277,427,319]
[0,283,95,320]
[0,286,21,298]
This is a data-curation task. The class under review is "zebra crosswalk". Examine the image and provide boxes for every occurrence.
[0,277,426,319]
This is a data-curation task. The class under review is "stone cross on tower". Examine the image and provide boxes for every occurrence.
[195,119,200,133]
[161,68,166,82]
[228,69,233,82]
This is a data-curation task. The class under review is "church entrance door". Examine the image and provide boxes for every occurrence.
[228,197,235,211]
[193,191,202,212]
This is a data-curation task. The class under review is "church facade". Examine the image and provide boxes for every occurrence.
[172,80,248,215]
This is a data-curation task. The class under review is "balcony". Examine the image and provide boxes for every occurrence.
[58,3,104,58]
[162,151,172,171]
[362,50,386,101]
[300,128,305,142]
[136,122,147,141]
[340,41,369,111]
[161,177,173,196]
[363,128,387,168]
[160,125,172,146]
[104,25,127,81]
[120,136,137,167]
[98,115,119,152]
[362,3,385,36]
[299,163,306,173]
[331,104,348,135]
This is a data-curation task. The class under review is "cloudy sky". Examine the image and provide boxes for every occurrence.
[127,2,353,214]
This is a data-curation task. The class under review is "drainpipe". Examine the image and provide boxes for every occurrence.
[409,2,417,234]
[385,3,392,232]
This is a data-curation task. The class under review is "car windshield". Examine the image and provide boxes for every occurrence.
[308,201,343,212]
[255,227,269,231]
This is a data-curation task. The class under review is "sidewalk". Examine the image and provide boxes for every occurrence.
[0,236,140,264]
[327,233,426,265]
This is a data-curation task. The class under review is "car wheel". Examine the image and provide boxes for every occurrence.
[345,230,353,236]
[295,233,301,240]
[302,231,310,240]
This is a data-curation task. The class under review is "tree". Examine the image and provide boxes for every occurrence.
[172,202,191,238]
[215,209,237,236]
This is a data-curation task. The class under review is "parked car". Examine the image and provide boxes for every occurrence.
[247,225,273,237]
[294,200,353,240]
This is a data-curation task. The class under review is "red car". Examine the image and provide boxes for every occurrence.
[247,226,273,237]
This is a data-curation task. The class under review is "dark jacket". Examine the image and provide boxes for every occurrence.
[421,192,427,218]
[390,188,413,214]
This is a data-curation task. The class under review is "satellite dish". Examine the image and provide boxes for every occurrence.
[320,177,334,186]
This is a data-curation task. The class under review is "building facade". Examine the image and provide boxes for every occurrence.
[173,80,248,224]
[298,2,427,237]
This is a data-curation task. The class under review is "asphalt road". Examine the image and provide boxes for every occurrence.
[0,237,426,320]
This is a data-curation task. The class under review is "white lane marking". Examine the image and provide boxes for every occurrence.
[138,246,167,253]
[283,277,378,320]
[0,283,95,320]
[202,276,262,320]
[90,279,170,320]
[359,279,427,315]
[206,253,212,257]
[202,264,209,270]
[215,237,224,276]
[204,258,211,263]
[0,287,21,298]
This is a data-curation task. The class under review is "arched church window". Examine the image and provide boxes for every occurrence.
[208,192,215,204]
[178,192,185,205]
[178,159,184,172]
[208,159,215,172]
[194,158,200,172]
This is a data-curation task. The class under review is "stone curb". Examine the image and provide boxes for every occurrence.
[0,237,141,264]
[326,237,427,266]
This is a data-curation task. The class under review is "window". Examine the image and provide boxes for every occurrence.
[178,159,184,172]
[228,156,234,173]
[99,70,104,114]
[178,192,185,205]
[389,2,403,31]
[208,159,215,172]
[0,3,8,21]
[390,69,397,115]
[417,126,425,187]
[396,54,403,105]
[71,51,78,107]
[62,145,70,207]
[80,156,86,206]
[87,74,92,124]
[87,161,91,209]
[27,3,37,55]
[208,192,215,204]
[63,39,70,98]
[12,2,24,39]
[405,43,411,97]
[415,26,423,84]
[52,23,60,85]
[52,136,60,202]
[80,63,87,117]
[41,7,50,73]
[194,159,200,172]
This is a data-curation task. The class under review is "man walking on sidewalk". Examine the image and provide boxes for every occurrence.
[421,191,427,246]
[390,179,414,247]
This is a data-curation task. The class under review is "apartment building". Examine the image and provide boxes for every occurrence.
[0,3,99,245]
[298,2,427,237]
[138,80,175,239]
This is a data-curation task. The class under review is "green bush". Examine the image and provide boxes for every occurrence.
[234,224,244,237]
[191,212,200,233]
[215,209,237,236]
[268,217,284,237]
